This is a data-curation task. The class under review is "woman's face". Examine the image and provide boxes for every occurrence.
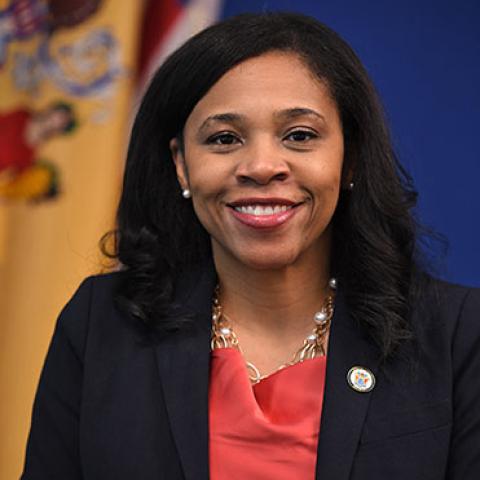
[171,51,345,271]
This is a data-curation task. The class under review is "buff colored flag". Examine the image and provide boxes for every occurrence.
[0,1,144,477]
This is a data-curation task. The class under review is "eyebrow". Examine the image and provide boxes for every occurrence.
[197,107,326,133]
[198,113,243,132]
[276,107,326,122]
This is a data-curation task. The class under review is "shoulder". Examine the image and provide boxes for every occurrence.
[415,278,479,328]
[438,281,480,366]
[61,270,124,318]
[413,278,480,360]
[55,271,127,359]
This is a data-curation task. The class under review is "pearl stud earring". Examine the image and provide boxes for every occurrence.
[348,182,354,190]
[182,189,191,199]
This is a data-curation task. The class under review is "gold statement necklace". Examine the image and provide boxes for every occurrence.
[211,278,336,384]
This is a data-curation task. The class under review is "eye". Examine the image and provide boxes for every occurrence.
[206,132,241,146]
[284,129,318,143]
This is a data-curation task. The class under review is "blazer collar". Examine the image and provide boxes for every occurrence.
[315,290,381,480]
[155,263,380,480]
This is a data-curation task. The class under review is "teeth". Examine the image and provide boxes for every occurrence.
[234,204,293,215]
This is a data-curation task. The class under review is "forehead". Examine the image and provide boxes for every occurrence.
[185,51,338,128]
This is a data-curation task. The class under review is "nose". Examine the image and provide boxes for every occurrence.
[234,139,290,185]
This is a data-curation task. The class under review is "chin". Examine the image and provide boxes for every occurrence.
[236,248,301,271]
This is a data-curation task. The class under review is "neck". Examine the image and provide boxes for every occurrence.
[212,243,331,338]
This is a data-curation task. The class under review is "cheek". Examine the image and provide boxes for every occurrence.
[187,160,229,223]
[306,164,343,227]
[313,184,340,228]
[189,166,225,200]
[308,162,342,200]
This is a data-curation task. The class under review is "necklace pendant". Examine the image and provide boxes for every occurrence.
[211,284,335,385]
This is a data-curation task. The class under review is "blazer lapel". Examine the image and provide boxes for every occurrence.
[154,265,216,480]
[316,290,381,480]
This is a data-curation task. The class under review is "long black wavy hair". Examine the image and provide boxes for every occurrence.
[103,12,436,359]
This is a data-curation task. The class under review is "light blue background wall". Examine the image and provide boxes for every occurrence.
[220,0,480,287]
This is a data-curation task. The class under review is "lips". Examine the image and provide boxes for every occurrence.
[227,197,302,229]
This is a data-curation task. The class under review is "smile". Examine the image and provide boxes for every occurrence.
[227,198,302,229]
[233,205,293,216]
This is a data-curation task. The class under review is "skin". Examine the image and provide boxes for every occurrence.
[170,51,347,375]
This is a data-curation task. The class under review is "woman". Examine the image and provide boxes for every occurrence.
[21,12,480,480]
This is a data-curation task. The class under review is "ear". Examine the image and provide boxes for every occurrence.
[169,137,189,191]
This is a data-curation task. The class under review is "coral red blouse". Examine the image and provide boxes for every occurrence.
[209,347,326,479]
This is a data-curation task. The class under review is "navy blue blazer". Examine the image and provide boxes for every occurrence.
[21,266,480,479]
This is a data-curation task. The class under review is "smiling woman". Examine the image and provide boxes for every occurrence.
[21,11,480,480]
[170,52,344,275]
